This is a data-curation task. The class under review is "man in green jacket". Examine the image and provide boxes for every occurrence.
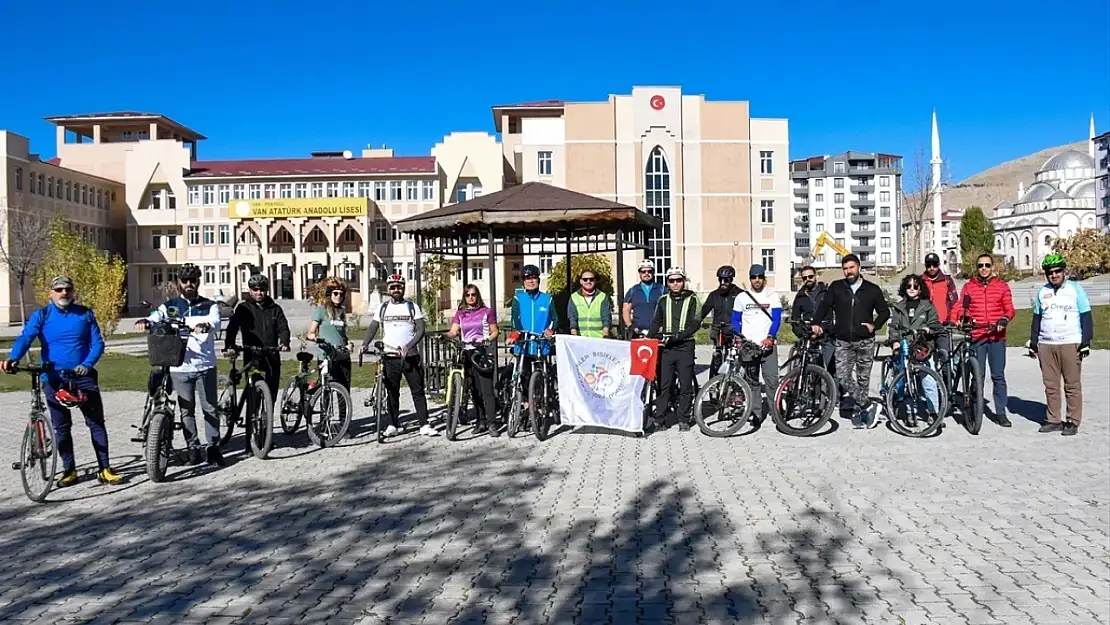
[567,270,612,338]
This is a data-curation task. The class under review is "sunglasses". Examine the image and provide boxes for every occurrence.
[388,285,403,290]
[801,275,816,280]
[639,269,654,274]
[667,278,684,283]
[906,285,921,290]
[1046,268,1064,275]
[750,275,765,280]
[978,263,992,269]
[179,278,198,285]
[250,286,265,292]
[580,277,596,282]
[925,262,939,268]
[52,287,73,293]
[330,290,345,296]
[464,292,479,297]
[719,277,733,283]
[523,275,539,280]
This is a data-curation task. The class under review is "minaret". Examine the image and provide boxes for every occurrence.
[930,110,943,258]
[1090,113,1097,160]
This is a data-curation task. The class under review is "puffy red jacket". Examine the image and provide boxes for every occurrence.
[950,277,1015,341]
[923,271,957,323]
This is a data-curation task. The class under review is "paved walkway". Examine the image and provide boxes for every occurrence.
[0,348,1106,624]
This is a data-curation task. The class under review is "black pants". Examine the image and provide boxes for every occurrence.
[261,354,283,401]
[383,354,430,428]
[467,364,497,425]
[655,347,695,425]
[329,357,351,392]
[708,327,733,378]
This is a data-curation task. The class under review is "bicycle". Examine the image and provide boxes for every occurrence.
[527,341,559,442]
[216,344,279,458]
[628,329,700,431]
[267,339,351,447]
[276,345,320,436]
[498,331,551,438]
[935,321,987,435]
[7,362,62,503]
[442,337,497,441]
[693,336,766,437]
[134,309,193,482]
[876,329,949,438]
[770,321,838,436]
[358,341,387,443]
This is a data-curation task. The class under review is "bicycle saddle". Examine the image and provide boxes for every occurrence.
[296,352,315,363]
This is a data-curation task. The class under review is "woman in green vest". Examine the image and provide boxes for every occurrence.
[567,270,612,338]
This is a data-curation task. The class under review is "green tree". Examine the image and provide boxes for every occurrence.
[1052,228,1110,277]
[420,254,458,328]
[545,254,614,332]
[959,206,995,277]
[35,215,127,336]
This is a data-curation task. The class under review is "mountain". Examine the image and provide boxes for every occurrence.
[942,140,1089,217]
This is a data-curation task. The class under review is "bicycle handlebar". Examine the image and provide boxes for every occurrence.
[4,362,77,376]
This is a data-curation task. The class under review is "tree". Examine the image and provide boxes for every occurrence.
[958,206,994,277]
[546,254,615,332]
[901,145,949,272]
[0,194,54,325]
[1052,228,1110,277]
[420,254,458,328]
[35,215,127,335]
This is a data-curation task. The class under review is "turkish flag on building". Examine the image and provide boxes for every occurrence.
[629,338,660,381]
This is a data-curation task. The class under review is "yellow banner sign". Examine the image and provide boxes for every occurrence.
[229,197,367,219]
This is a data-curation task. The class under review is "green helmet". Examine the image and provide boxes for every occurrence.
[247,273,269,290]
[1041,254,1066,271]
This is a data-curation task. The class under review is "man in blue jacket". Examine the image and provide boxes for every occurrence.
[2,276,122,487]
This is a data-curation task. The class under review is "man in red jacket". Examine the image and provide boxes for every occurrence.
[923,253,958,322]
[951,253,1015,428]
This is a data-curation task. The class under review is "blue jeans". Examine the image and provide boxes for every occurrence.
[974,340,1008,419]
[171,368,220,447]
[919,358,941,414]
[44,372,110,471]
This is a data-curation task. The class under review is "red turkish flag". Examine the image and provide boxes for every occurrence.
[629,338,660,381]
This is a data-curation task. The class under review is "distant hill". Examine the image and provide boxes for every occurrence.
[943,141,1088,217]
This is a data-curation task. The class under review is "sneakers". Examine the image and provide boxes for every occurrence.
[996,415,1013,428]
[383,425,399,437]
[851,413,865,429]
[1039,422,1064,433]
[205,445,226,467]
[473,422,489,435]
[55,469,79,488]
[678,421,692,432]
[96,467,124,485]
[187,446,204,466]
[1062,422,1079,436]
[419,424,439,437]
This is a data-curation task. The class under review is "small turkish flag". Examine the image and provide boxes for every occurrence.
[629,338,660,381]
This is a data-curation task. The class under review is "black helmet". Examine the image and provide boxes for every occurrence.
[521,264,541,279]
[924,253,941,266]
[247,273,270,290]
[716,266,736,280]
[468,349,495,374]
[178,263,202,281]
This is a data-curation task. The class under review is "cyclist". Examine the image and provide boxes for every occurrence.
[445,284,500,435]
[224,273,290,400]
[700,265,742,378]
[1030,254,1093,436]
[567,270,612,338]
[306,277,354,392]
[888,274,944,420]
[731,264,783,421]
[2,276,122,486]
[622,260,664,337]
[649,267,701,432]
[360,273,433,437]
[135,263,224,466]
[922,252,958,357]
[507,264,558,411]
[791,265,834,371]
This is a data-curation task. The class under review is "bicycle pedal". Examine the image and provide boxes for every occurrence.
[129,437,144,443]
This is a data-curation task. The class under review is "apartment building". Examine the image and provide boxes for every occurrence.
[1095,130,1109,233]
[1,130,125,324]
[901,209,963,271]
[790,151,902,269]
[492,86,792,293]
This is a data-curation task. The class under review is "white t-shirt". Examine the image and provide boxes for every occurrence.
[378,300,426,353]
[732,288,781,343]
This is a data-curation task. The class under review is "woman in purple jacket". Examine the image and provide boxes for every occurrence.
[446,285,501,434]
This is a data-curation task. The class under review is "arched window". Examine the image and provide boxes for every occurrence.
[1044,235,1051,246]
[1024,254,1030,267]
[645,146,672,280]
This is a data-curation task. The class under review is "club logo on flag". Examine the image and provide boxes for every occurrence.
[556,335,649,433]
[575,351,628,400]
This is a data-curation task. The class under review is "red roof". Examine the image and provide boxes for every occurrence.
[186,156,436,178]
[46,157,62,166]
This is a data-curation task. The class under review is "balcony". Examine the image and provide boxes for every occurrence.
[850,183,875,194]
[851,228,874,238]
[793,186,809,196]
[794,215,810,226]
[795,244,811,256]
[851,212,876,224]
[794,199,809,209]
[855,245,876,254]
[851,199,876,209]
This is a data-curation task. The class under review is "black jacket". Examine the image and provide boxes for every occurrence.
[225,297,291,351]
[812,278,890,342]
[650,290,701,351]
[700,284,742,330]
[791,282,830,323]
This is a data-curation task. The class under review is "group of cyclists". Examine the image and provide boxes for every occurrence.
[3,246,1096,488]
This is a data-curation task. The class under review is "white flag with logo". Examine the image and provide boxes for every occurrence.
[555,335,654,433]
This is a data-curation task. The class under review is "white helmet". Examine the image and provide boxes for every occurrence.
[637,259,655,272]
[665,266,687,280]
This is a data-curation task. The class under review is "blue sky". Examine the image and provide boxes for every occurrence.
[2,0,1107,186]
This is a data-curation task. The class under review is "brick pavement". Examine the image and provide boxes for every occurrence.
[0,347,1106,624]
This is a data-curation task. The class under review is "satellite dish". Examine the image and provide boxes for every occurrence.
[342,149,353,159]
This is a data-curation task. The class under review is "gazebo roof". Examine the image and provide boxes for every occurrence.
[394,182,661,237]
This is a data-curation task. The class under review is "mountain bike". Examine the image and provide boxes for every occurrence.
[499,331,550,438]
[135,310,192,482]
[358,341,387,443]
[276,345,319,436]
[876,329,949,438]
[443,337,496,441]
[272,340,351,447]
[7,362,61,503]
[629,329,700,431]
[770,321,838,436]
[693,336,764,437]
[528,343,559,442]
[216,344,279,458]
[936,322,987,435]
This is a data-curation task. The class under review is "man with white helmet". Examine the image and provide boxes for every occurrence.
[648,266,701,432]
[622,259,665,337]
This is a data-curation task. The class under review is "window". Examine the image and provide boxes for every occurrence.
[46,176,54,198]
[880,206,891,218]
[879,176,890,187]
[858,191,870,201]
[188,226,200,246]
[259,183,273,199]
[835,223,845,234]
[760,249,776,273]
[38,174,46,195]
[759,151,774,175]
[538,151,553,176]
[834,193,845,204]
[65,181,71,200]
[422,180,435,201]
[294,183,307,199]
[880,237,891,248]
[203,225,215,245]
[392,227,401,241]
[151,268,163,286]
[833,178,844,189]
[455,184,468,203]
[220,265,231,285]
[834,208,845,219]
[152,230,162,249]
[202,185,215,205]
[310,183,323,198]
[343,227,358,243]
[204,265,216,284]
[164,190,175,210]
[471,263,485,281]
[407,262,415,281]
[833,162,845,173]
[815,223,824,233]
[357,182,371,198]
[188,186,201,205]
[879,191,890,202]
[406,181,419,201]
[280,183,293,199]
[880,222,891,233]
[374,182,387,201]
[389,181,402,201]
[881,252,892,264]
[219,224,230,245]
[55,178,62,198]
[539,253,554,275]
[343,182,356,198]
[815,193,824,202]
[218,185,230,204]
[342,263,358,282]
[14,167,22,191]
[814,178,824,188]
[326,182,339,198]
[760,200,774,224]
[150,189,162,210]
[645,146,673,278]
[233,184,245,200]
[310,228,325,244]
[375,221,388,241]
[81,185,88,204]
[249,184,262,199]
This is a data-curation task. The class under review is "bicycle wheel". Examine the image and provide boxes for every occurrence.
[529,369,553,441]
[306,382,352,447]
[446,371,464,442]
[693,374,756,437]
[374,381,386,443]
[278,376,304,435]
[216,375,236,447]
[249,379,274,459]
[506,382,524,438]
[20,414,58,503]
[770,364,837,437]
[961,357,984,435]
[886,365,948,438]
[145,409,176,483]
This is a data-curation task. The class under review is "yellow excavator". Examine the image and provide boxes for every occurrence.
[810,232,852,260]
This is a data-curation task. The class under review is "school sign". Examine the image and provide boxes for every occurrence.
[229,198,368,219]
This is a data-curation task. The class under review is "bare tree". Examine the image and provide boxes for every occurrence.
[0,194,55,325]
[900,145,950,273]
